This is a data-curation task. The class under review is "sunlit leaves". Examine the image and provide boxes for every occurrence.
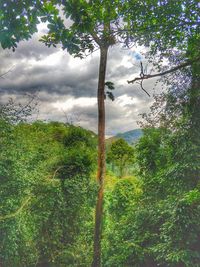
[0,118,97,266]
[107,138,135,177]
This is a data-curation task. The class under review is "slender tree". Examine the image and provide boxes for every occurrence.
[1,1,134,265]
[38,2,136,265]
[39,2,200,263]
[1,1,199,265]
[0,1,139,265]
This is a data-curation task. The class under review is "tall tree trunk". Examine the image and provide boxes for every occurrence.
[92,46,108,267]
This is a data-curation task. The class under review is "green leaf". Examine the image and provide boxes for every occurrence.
[106,91,115,101]
[105,81,115,90]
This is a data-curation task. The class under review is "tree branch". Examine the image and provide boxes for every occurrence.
[0,195,32,221]
[91,32,101,46]
[127,57,200,84]
[139,80,150,97]
[0,65,15,79]
[52,165,66,179]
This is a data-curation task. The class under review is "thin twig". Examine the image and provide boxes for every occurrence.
[0,65,15,79]
[140,80,150,97]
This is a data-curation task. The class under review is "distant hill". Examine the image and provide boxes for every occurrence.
[106,129,143,145]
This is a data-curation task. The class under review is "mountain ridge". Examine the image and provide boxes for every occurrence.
[106,128,143,145]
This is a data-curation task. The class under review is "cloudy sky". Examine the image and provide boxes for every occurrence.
[0,23,159,136]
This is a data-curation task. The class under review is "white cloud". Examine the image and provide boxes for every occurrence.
[52,97,97,111]
[116,94,139,107]
[29,50,64,67]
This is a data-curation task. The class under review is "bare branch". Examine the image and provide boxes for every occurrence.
[0,65,15,79]
[15,94,38,116]
[127,57,200,84]
[139,80,150,97]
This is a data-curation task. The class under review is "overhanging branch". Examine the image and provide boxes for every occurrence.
[127,57,200,84]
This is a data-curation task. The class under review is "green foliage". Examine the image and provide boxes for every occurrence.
[136,128,170,175]
[0,1,48,50]
[107,138,135,177]
[1,1,200,266]
[105,81,115,90]
[105,91,115,101]
[106,177,142,219]
[127,0,199,56]
[63,125,97,149]
[39,0,130,57]
[103,67,200,266]
[105,81,115,101]
[0,117,97,267]
[103,176,143,267]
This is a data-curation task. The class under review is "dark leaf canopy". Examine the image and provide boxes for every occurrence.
[40,0,131,57]
[0,0,49,50]
[127,0,200,54]
[1,0,199,60]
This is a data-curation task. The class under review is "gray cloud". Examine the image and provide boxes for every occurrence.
[0,30,161,135]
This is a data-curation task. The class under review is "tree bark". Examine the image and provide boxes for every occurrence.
[92,46,108,267]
